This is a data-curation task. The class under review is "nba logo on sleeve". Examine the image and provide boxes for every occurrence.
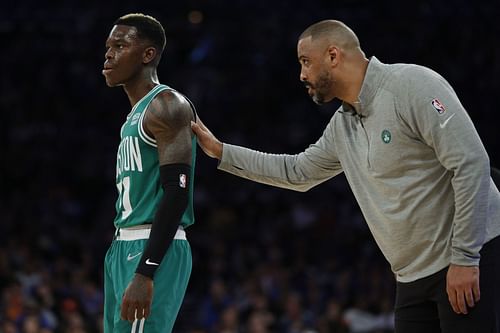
[179,174,187,188]
[431,98,446,114]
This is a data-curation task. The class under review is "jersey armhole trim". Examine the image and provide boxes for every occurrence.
[137,85,170,148]
[138,110,157,148]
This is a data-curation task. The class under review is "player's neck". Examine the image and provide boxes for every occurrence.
[123,73,160,107]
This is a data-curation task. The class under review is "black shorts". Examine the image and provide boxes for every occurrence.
[394,236,500,333]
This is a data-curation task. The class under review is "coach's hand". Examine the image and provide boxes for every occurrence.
[446,264,480,315]
[191,118,223,159]
[121,273,153,322]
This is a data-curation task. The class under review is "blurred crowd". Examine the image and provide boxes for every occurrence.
[1,0,499,332]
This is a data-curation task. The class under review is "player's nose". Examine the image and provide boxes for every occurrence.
[105,48,114,60]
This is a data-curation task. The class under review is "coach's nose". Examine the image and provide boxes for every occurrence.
[300,67,308,82]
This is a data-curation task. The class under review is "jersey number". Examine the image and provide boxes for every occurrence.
[117,176,133,219]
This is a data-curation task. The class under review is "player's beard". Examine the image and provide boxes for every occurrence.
[311,69,334,105]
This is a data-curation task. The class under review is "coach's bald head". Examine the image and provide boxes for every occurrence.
[297,20,368,106]
[299,20,361,52]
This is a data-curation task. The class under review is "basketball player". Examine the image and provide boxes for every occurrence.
[102,13,196,333]
[192,20,500,332]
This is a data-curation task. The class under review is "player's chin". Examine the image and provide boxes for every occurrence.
[104,78,120,87]
[102,73,120,87]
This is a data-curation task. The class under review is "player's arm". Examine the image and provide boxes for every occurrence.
[120,90,193,322]
[136,89,193,277]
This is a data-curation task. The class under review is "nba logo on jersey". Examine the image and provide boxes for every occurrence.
[431,98,446,114]
[179,174,187,188]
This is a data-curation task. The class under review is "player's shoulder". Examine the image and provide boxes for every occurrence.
[155,87,191,109]
[149,87,194,123]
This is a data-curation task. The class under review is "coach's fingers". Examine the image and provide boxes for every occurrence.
[191,116,207,133]
[447,287,460,314]
[192,120,212,137]
[191,121,205,138]
[473,280,480,303]
[191,121,223,159]
[191,121,201,134]
[456,290,468,314]
[464,288,475,308]
[196,117,207,129]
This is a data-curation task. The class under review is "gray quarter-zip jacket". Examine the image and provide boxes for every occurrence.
[218,56,500,282]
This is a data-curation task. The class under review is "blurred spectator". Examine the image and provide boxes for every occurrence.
[216,305,240,333]
[278,292,315,333]
[197,278,233,331]
[317,299,348,333]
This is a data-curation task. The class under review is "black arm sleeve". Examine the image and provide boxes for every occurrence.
[135,163,191,278]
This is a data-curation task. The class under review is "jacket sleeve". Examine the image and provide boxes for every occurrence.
[399,66,491,266]
[218,117,343,192]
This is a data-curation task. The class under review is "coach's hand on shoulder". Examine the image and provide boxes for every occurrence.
[121,273,154,322]
[446,264,480,315]
[191,118,223,160]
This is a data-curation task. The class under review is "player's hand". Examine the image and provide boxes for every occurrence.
[191,118,223,159]
[121,273,153,322]
[446,264,480,314]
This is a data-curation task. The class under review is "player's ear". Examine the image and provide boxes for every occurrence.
[143,47,157,65]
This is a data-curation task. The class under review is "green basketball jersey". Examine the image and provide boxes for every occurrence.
[114,84,196,229]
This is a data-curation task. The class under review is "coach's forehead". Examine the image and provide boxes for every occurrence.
[297,36,326,55]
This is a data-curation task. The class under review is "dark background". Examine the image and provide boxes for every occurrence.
[1,0,499,332]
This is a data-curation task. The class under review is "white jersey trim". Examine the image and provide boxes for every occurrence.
[138,109,157,147]
[136,84,170,148]
[121,84,164,139]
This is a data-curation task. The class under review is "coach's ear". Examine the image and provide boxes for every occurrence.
[327,45,340,67]
[143,47,157,65]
